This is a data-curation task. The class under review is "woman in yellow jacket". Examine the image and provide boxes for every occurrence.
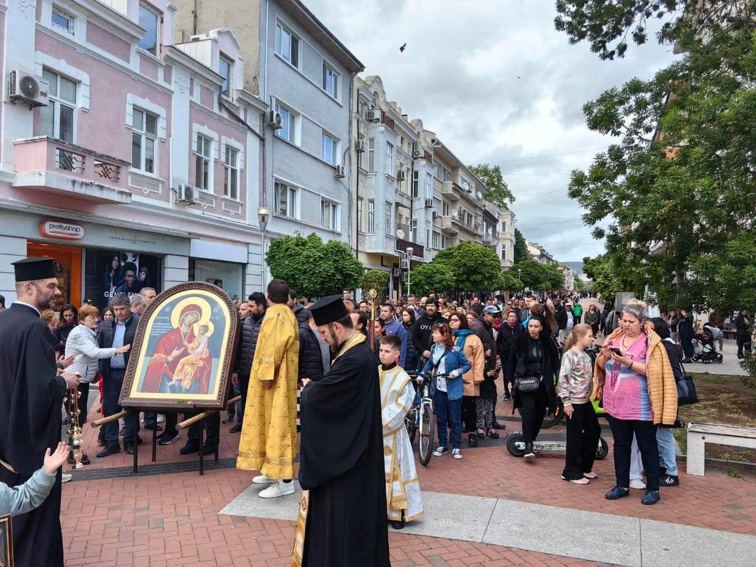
[448,313,485,447]
[593,301,677,506]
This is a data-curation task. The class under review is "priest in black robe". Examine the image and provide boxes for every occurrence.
[0,258,79,567]
[292,295,390,567]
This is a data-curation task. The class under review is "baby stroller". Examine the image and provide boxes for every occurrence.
[691,325,723,363]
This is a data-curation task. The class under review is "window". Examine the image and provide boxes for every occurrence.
[412,171,419,199]
[219,55,233,96]
[425,172,433,199]
[412,218,418,242]
[432,231,442,249]
[39,69,76,143]
[322,132,337,165]
[195,134,212,191]
[367,199,375,233]
[442,201,450,216]
[322,63,338,99]
[357,197,364,231]
[131,108,157,173]
[52,7,74,34]
[274,181,298,218]
[223,146,239,200]
[275,22,299,67]
[384,203,392,236]
[138,3,160,56]
[442,235,450,249]
[367,138,375,172]
[385,142,393,176]
[276,105,296,143]
[321,199,339,230]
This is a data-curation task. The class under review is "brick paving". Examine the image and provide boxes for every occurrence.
[59,389,755,565]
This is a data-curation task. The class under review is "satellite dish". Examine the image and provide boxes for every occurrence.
[396,229,405,239]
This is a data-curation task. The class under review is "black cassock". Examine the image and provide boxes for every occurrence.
[0,303,67,567]
[298,337,390,567]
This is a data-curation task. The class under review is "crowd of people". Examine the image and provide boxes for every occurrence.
[0,256,752,566]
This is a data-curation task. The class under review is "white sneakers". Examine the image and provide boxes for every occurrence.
[452,449,463,460]
[259,480,296,498]
[61,473,72,483]
[252,474,274,485]
[630,479,647,490]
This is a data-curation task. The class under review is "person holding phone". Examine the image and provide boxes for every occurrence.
[593,301,677,506]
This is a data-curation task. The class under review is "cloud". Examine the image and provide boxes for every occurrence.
[306,0,677,261]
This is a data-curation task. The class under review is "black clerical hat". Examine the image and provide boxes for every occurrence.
[12,257,57,282]
[310,294,348,326]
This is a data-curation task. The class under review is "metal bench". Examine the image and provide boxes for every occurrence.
[686,423,756,476]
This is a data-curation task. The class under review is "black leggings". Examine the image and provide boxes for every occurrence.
[518,386,547,443]
[562,402,601,480]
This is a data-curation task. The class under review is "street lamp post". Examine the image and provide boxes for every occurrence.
[406,246,414,297]
[518,268,523,294]
[257,207,270,291]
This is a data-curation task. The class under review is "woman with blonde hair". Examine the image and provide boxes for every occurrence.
[594,301,677,505]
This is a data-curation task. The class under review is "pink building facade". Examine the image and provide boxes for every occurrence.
[0,0,266,306]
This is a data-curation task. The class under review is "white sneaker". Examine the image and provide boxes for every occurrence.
[259,480,295,498]
[452,449,462,460]
[630,479,646,490]
[252,474,274,485]
[61,473,72,483]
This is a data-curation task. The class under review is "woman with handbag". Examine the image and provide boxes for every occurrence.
[594,302,677,506]
[507,314,561,462]
[419,323,471,460]
[448,313,485,446]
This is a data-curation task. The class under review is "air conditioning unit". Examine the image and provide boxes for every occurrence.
[396,170,405,181]
[334,165,345,178]
[412,149,423,159]
[175,185,196,204]
[432,211,438,220]
[367,109,382,122]
[8,70,49,108]
[355,139,366,153]
[266,109,282,129]
[424,198,433,208]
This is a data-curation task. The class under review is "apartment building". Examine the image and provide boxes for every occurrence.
[0,0,266,305]
[354,75,512,297]
[174,0,364,249]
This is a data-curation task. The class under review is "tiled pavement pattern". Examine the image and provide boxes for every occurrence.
[61,387,755,566]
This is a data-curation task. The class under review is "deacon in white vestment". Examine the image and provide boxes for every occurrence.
[378,335,423,524]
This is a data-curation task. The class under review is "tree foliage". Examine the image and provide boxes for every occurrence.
[468,163,515,208]
[556,0,755,315]
[500,269,524,292]
[266,233,363,298]
[433,242,503,292]
[409,262,456,297]
[361,269,390,295]
[515,259,565,292]
[513,229,529,264]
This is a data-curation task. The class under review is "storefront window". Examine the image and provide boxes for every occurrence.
[189,259,243,301]
[84,249,162,308]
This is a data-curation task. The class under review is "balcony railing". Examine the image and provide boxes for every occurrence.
[13,137,131,204]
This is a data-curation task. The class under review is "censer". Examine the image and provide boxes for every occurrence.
[66,387,85,469]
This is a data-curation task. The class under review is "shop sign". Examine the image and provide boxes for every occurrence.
[39,220,85,240]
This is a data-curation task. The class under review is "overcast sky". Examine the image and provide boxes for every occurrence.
[305,0,678,262]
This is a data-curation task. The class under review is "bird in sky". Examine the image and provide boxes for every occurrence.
[399,43,407,52]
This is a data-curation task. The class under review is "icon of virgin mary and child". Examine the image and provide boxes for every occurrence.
[141,301,215,395]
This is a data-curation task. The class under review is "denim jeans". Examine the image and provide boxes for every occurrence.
[103,369,138,447]
[434,390,462,450]
[607,415,660,491]
[656,426,678,476]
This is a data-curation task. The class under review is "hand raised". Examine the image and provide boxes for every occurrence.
[44,442,70,474]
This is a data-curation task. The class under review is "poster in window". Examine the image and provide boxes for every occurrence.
[84,250,161,308]
[119,282,238,411]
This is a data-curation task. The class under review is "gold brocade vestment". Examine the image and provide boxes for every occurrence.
[237,303,299,479]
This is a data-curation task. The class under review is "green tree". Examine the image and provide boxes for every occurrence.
[500,269,524,292]
[513,229,529,264]
[434,242,503,292]
[468,164,515,208]
[266,233,363,298]
[409,262,456,297]
[361,269,390,296]
[556,0,755,316]
[515,259,565,292]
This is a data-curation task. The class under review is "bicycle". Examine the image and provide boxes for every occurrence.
[404,372,436,466]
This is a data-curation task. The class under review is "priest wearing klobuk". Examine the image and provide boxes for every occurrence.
[0,258,80,567]
[291,295,390,567]
[377,334,423,527]
[237,279,300,498]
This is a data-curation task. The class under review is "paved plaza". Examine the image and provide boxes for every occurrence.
[61,367,755,566]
